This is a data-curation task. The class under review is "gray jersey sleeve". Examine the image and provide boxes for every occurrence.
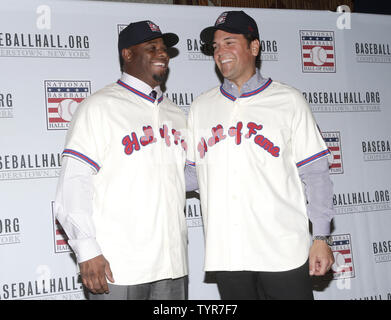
[298,156,335,236]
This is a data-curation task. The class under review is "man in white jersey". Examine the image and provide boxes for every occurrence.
[54,21,188,300]
[186,11,335,299]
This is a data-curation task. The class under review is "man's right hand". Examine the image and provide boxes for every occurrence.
[79,255,114,294]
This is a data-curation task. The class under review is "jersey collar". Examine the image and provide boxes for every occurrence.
[117,73,163,104]
[220,69,272,101]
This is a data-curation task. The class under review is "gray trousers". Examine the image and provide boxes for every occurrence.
[88,276,188,300]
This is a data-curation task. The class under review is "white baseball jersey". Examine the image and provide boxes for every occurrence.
[63,75,188,285]
[187,79,329,272]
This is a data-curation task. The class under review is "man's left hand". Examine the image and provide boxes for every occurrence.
[309,240,335,276]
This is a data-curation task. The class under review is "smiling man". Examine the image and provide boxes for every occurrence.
[54,21,188,300]
[186,11,335,300]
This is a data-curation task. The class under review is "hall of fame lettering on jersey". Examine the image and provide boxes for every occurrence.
[197,121,281,159]
[122,124,187,155]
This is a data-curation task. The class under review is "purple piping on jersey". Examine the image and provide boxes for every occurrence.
[117,80,163,104]
[220,78,272,101]
[63,149,101,172]
[186,160,195,167]
[296,149,330,168]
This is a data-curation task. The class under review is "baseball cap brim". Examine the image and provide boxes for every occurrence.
[161,32,179,47]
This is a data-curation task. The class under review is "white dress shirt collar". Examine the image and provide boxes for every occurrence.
[120,72,162,98]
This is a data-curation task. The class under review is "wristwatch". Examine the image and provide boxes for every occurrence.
[313,235,333,246]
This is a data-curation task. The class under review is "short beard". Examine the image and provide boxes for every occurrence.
[152,71,167,84]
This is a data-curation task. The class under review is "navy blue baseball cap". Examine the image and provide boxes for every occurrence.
[200,11,259,44]
[118,20,179,52]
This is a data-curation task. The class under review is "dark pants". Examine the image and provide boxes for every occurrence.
[215,260,314,300]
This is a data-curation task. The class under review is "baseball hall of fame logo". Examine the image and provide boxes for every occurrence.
[45,80,91,130]
[300,31,336,73]
[321,131,343,174]
[147,21,161,33]
[215,12,228,26]
[330,234,355,280]
[51,202,71,253]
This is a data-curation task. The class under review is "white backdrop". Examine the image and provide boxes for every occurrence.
[0,0,390,300]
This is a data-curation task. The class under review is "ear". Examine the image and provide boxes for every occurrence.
[250,39,260,57]
[121,48,133,62]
